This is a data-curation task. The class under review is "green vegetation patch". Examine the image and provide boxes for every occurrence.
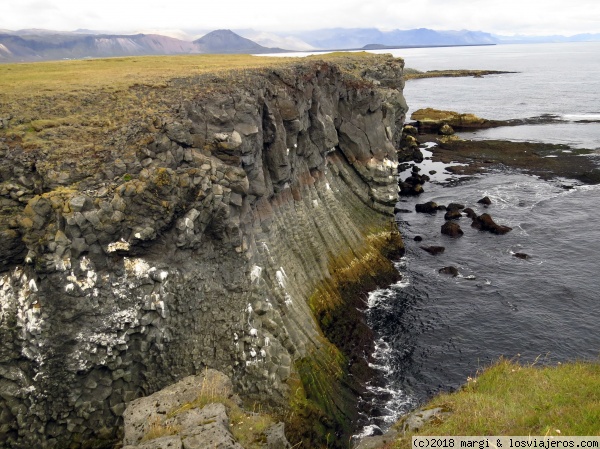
[387,359,600,449]
[285,225,404,448]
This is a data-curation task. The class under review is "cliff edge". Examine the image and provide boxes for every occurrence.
[0,53,408,448]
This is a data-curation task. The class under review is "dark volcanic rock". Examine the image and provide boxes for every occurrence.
[441,221,464,237]
[447,203,465,211]
[399,181,424,196]
[477,196,492,205]
[414,235,423,242]
[420,245,445,255]
[463,207,477,219]
[415,201,439,213]
[0,55,408,449]
[471,213,512,234]
[444,209,462,220]
[514,252,530,260]
[439,266,459,276]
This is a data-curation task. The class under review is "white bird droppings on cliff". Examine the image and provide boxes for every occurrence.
[276,270,286,289]
[28,279,38,293]
[123,258,151,279]
[250,265,262,283]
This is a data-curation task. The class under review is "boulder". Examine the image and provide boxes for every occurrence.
[444,209,462,220]
[265,422,292,449]
[477,196,492,205]
[399,181,424,196]
[413,235,423,242]
[446,203,465,211]
[439,124,455,135]
[463,207,478,219]
[471,213,512,235]
[439,266,459,276]
[420,246,445,255]
[415,201,439,213]
[122,370,233,446]
[441,221,463,237]
[514,253,530,260]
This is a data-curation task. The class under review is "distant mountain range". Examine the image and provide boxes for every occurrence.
[0,29,286,62]
[0,27,598,62]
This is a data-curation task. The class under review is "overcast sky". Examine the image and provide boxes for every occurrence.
[3,0,599,36]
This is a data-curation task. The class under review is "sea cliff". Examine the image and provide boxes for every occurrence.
[0,53,408,448]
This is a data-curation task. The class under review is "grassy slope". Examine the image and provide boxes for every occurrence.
[386,359,600,449]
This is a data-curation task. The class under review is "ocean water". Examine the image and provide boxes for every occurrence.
[359,42,600,433]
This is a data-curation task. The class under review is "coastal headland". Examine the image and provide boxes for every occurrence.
[0,53,408,448]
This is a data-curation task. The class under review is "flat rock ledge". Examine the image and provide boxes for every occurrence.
[355,407,451,449]
[122,369,290,449]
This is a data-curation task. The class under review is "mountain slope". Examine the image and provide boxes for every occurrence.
[193,29,284,53]
[0,29,285,62]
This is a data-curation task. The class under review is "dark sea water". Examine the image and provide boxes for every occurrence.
[358,42,600,435]
[266,43,600,436]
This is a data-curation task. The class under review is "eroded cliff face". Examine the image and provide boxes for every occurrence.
[0,55,407,448]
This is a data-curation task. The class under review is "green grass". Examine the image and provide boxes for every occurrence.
[386,359,600,449]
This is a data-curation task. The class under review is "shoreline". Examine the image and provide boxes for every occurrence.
[405,108,600,184]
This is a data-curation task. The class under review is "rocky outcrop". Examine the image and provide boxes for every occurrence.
[471,213,512,234]
[121,369,290,449]
[415,201,439,214]
[420,246,445,255]
[441,221,463,237]
[410,108,488,133]
[0,55,407,448]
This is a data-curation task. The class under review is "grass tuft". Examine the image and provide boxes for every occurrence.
[386,359,600,449]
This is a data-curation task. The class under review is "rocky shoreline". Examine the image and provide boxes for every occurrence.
[405,108,600,184]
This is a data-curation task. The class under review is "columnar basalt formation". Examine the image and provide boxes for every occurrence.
[0,55,407,448]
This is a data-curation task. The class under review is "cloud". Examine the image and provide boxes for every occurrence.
[1,0,598,35]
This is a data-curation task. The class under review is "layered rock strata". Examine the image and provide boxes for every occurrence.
[0,55,407,448]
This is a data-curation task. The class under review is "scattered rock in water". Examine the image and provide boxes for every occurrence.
[447,203,465,211]
[413,147,424,163]
[439,266,459,276]
[441,221,464,237]
[439,124,455,135]
[514,252,530,260]
[420,245,445,255]
[471,213,512,235]
[403,124,418,136]
[477,196,492,205]
[399,169,430,196]
[399,181,424,196]
[444,209,462,220]
[429,170,437,175]
[463,207,478,219]
[415,201,439,213]
[414,235,423,242]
